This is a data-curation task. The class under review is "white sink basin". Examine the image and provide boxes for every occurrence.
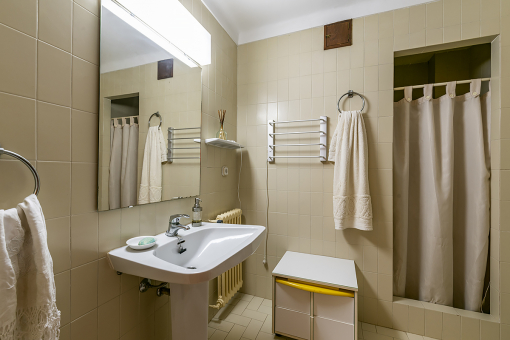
[107,222,265,284]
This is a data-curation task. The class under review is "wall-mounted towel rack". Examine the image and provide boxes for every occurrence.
[338,90,365,113]
[167,127,201,162]
[268,116,328,162]
[0,146,40,195]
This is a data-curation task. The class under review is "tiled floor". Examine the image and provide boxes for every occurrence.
[208,293,439,340]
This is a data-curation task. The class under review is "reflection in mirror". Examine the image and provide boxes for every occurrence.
[98,1,202,211]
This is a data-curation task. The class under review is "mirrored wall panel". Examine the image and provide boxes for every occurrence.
[98,1,201,211]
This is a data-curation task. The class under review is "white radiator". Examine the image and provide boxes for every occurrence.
[209,208,243,309]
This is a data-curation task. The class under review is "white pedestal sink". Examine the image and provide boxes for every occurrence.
[108,223,265,340]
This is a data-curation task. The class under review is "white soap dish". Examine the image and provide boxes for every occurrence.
[126,236,157,250]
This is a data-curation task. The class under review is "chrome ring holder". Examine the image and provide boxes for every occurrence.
[337,90,365,114]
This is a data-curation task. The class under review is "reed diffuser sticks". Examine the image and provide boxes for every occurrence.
[217,110,227,140]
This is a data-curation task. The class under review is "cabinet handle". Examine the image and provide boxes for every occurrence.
[276,279,354,297]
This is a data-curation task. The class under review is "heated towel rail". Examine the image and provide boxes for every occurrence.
[268,116,328,162]
[209,208,244,309]
[167,126,201,162]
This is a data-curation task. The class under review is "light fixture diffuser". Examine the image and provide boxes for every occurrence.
[113,0,211,67]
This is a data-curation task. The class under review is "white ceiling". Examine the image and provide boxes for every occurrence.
[202,0,432,45]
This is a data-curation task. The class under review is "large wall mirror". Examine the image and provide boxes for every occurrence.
[98,0,202,211]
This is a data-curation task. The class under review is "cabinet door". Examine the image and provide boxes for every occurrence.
[275,307,310,340]
[314,316,354,340]
[275,282,311,314]
[313,292,354,324]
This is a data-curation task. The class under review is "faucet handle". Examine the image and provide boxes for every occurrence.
[170,214,190,225]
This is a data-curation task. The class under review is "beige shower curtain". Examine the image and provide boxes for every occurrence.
[109,118,139,209]
[393,79,490,311]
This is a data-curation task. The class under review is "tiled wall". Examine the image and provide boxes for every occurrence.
[237,0,509,339]
[0,0,238,339]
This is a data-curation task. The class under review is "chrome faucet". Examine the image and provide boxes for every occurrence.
[166,214,190,237]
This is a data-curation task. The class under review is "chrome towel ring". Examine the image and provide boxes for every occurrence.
[148,111,162,128]
[0,147,40,195]
[337,90,365,114]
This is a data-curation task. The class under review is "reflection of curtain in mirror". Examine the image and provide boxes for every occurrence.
[393,79,490,312]
[109,118,139,209]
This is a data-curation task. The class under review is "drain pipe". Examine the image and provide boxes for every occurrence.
[139,278,169,296]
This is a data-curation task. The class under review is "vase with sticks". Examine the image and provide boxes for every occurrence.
[216,109,227,140]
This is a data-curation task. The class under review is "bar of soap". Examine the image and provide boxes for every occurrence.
[138,237,156,245]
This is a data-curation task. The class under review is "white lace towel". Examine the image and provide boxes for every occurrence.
[138,126,167,204]
[328,111,373,231]
[0,195,60,339]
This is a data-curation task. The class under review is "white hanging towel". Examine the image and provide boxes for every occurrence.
[0,195,60,339]
[328,111,373,231]
[138,126,167,204]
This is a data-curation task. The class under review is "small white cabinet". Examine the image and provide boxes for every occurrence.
[272,252,358,340]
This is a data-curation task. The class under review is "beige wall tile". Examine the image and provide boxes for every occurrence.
[71,261,98,320]
[378,11,393,39]
[365,14,379,41]
[427,0,444,29]
[98,297,120,340]
[425,309,442,339]
[37,161,71,219]
[0,0,37,37]
[37,102,71,161]
[0,92,36,159]
[409,30,426,49]
[55,270,71,326]
[409,305,425,335]
[71,163,98,215]
[0,24,36,97]
[71,110,98,162]
[461,21,481,40]
[71,212,98,267]
[74,0,100,16]
[47,216,71,273]
[444,25,461,43]
[98,257,121,305]
[444,0,461,26]
[73,3,99,65]
[394,8,410,35]
[462,0,481,23]
[39,0,73,52]
[71,309,98,340]
[442,313,461,340]
[480,320,499,340]
[378,300,393,328]
[409,5,426,34]
[392,303,408,332]
[120,288,139,336]
[461,316,480,340]
[37,41,72,106]
[72,57,99,114]
[427,28,444,46]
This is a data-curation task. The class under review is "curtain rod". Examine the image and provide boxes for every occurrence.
[394,78,491,91]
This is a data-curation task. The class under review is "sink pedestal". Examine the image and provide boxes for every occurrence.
[169,281,209,340]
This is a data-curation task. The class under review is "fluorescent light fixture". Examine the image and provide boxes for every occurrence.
[111,0,211,67]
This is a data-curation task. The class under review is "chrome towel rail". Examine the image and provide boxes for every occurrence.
[167,126,201,163]
[269,118,326,125]
[268,116,328,162]
[0,146,40,195]
[269,130,325,136]
[270,143,326,147]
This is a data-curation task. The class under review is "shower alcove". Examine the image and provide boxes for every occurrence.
[392,38,496,316]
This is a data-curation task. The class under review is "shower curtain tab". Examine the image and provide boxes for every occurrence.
[394,78,490,91]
